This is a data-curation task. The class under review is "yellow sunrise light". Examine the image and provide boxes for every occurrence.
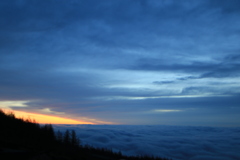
[3,109,95,124]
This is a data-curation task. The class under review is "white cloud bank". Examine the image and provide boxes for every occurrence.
[53,125,240,160]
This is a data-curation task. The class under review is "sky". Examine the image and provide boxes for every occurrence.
[0,0,240,126]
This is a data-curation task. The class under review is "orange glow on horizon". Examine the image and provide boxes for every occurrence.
[3,109,95,124]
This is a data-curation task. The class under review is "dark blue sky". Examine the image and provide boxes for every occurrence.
[1,0,240,126]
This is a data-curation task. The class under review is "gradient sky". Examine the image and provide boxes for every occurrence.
[1,0,240,126]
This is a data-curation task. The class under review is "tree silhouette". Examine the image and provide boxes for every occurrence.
[71,130,80,147]
[42,124,55,142]
[56,130,63,143]
[63,129,70,146]
[0,109,172,160]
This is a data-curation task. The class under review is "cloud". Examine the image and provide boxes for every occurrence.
[39,108,65,115]
[0,0,240,126]
[130,58,240,79]
[153,81,175,84]
[54,125,240,160]
[200,64,240,78]
[208,0,240,14]
[0,100,29,109]
[153,109,182,113]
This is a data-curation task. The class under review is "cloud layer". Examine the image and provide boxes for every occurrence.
[54,125,240,160]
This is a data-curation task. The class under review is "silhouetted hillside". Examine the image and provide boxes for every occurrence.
[0,109,171,160]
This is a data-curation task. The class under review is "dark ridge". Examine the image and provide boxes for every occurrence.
[0,109,171,160]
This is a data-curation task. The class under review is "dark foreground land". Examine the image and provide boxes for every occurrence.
[0,109,171,160]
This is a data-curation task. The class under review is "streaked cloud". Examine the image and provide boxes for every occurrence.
[40,108,65,115]
[153,109,182,113]
[0,100,30,109]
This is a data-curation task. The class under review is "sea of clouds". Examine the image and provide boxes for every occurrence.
[53,125,240,160]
